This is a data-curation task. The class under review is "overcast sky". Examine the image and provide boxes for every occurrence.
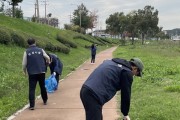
[14,0,180,30]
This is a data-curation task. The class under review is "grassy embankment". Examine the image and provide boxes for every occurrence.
[0,15,118,119]
[114,40,180,120]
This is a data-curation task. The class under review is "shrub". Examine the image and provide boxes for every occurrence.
[73,35,101,45]
[57,33,77,48]
[0,28,11,45]
[55,45,70,54]
[45,42,70,54]
[11,32,26,47]
[45,42,56,51]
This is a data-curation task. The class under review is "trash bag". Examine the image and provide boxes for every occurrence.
[45,74,57,93]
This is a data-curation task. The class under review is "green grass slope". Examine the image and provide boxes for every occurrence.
[0,15,117,54]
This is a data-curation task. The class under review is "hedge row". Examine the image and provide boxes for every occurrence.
[57,33,77,48]
[0,27,70,54]
[94,36,112,45]
[73,34,102,45]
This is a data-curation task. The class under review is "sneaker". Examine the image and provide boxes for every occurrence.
[44,101,47,105]
[29,107,34,110]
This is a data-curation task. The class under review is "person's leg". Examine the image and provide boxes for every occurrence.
[38,73,48,104]
[55,73,59,85]
[91,55,93,63]
[92,55,95,63]
[94,55,96,63]
[53,73,59,90]
[80,86,103,120]
[29,74,38,108]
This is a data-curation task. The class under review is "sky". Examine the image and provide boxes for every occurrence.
[7,0,180,30]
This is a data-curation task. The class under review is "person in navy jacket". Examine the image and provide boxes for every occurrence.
[22,38,50,110]
[90,44,97,63]
[47,53,63,89]
[80,58,144,120]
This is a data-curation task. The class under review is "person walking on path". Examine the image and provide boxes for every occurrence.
[90,43,97,64]
[80,57,144,120]
[47,53,63,89]
[22,38,50,110]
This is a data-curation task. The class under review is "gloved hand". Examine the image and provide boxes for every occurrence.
[53,72,56,76]
[123,116,130,120]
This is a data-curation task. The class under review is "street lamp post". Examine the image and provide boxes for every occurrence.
[47,13,52,38]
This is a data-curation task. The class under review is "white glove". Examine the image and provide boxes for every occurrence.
[53,72,56,76]
[123,116,130,120]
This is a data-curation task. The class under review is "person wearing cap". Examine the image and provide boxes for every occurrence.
[80,57,144,120]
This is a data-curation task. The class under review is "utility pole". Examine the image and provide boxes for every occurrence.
[42,0,48,20]
[34,0,39,23]
[36,0,39,22]
[34,2,37,18]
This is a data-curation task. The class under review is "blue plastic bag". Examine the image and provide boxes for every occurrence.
[45,75,57,93]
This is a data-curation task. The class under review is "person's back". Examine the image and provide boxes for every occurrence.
[26,46,46,75]
[90,44,97,63]
[84,59,132,104]
[48,53,63,89]
[91,45,96,55]
[22,38,50,110]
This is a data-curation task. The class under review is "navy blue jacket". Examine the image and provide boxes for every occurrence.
[91,46,97,55]
[49,54,63,75]
[26,46,46,75]
[83,58,133,116]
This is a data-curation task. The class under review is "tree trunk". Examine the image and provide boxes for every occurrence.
[141,33,145,45]
[12,4,15,17]
[131,32,134,45]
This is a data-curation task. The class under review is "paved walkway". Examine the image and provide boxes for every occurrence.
[11,47,119,120]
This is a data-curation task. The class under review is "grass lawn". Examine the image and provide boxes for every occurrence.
[113,41,180,120]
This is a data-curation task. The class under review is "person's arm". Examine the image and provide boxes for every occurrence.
[42,49,50,64]
[22,51,27,75]
[120,70,133,116]
[53,57,63,75]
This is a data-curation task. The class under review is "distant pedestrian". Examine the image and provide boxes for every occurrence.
[22,38,50,110]
[80,58,144,120]
[91,43,97,64]
[47,53,63,89]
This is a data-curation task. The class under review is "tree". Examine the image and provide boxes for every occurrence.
[0,0,5,13]
[126,10,139,45]
[88,9,98,32]
[3,8,12,16]
[136,5,159,44]
[15,7,23,18]
[72,3,90,33]
[3,7,23,18]
[6,0,23,17]
[106,12,125,36]
[106,12,127,44]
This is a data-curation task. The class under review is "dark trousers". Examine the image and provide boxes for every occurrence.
[80,86,103,120]
[28,73,48,107]
[55,73,59,85]
[91,55,96,63]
